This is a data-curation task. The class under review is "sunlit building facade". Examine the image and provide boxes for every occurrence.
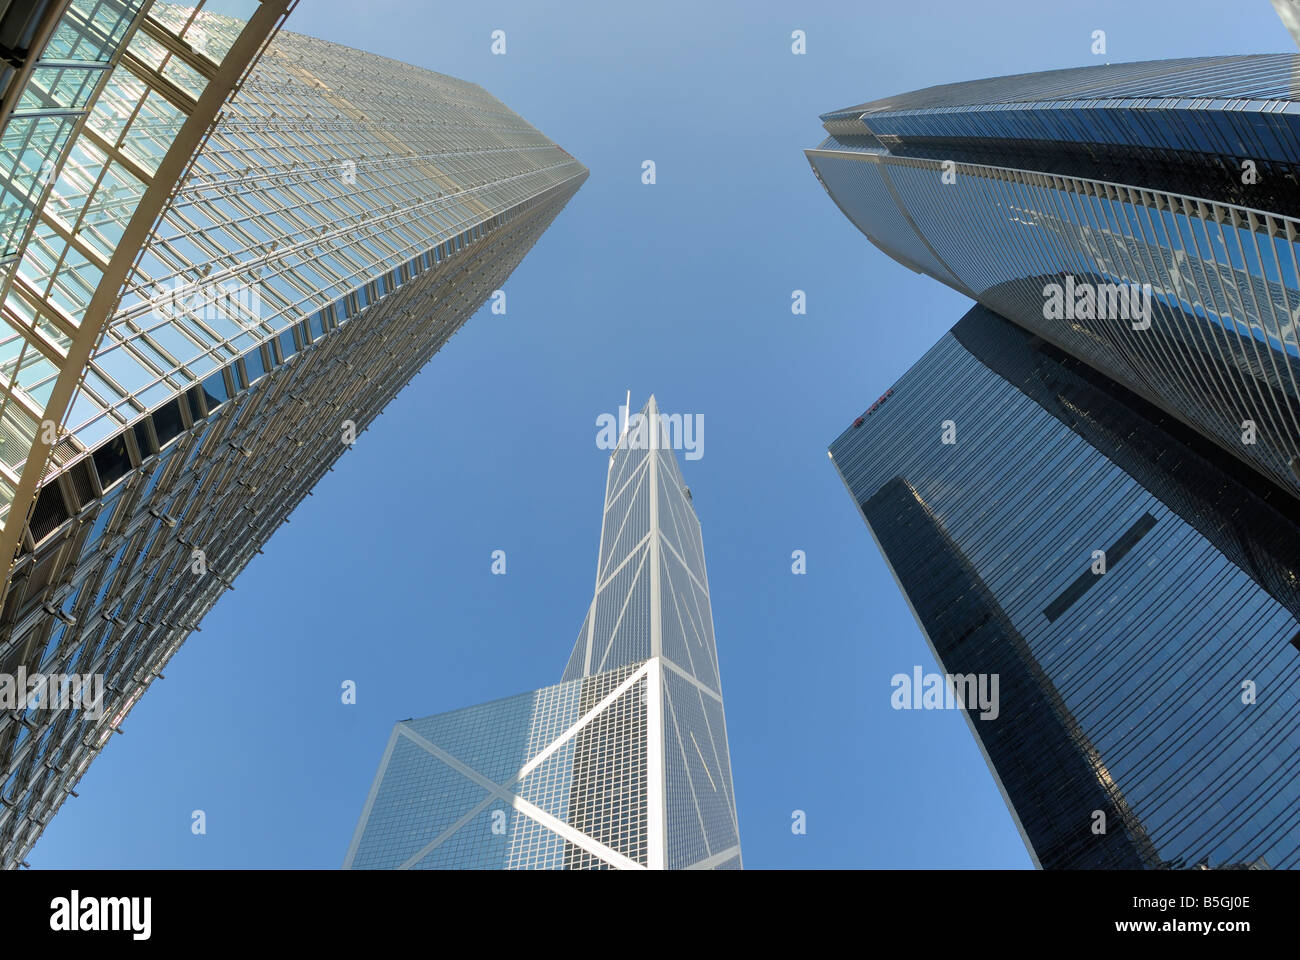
[1274,0,1300,49]
[345,397,742,870]
[0,3,585,868]
[808,55,1300,498]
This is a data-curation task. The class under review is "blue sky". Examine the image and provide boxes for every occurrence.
[28,0,1294,869]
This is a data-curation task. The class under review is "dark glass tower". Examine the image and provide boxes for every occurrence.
[830,304,1300,870]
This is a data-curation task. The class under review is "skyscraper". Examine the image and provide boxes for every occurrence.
[807,55,1300,497]
[344,396,742,870]
[0,6,586,868]
[812,58,1300,868]
[1274,0,1300,49]
[830,304,1300,870]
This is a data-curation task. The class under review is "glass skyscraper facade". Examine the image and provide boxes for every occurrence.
[830,305,1300,870]
[345,397,742,870]
[808,55,1300,499]
[813,58,1300,868]
[1275,0,1300,49]
[0,5,585,868]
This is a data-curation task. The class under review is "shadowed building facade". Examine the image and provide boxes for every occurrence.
[0,4,586,868]
[344,397,742,870]
[830,305,1300,870]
